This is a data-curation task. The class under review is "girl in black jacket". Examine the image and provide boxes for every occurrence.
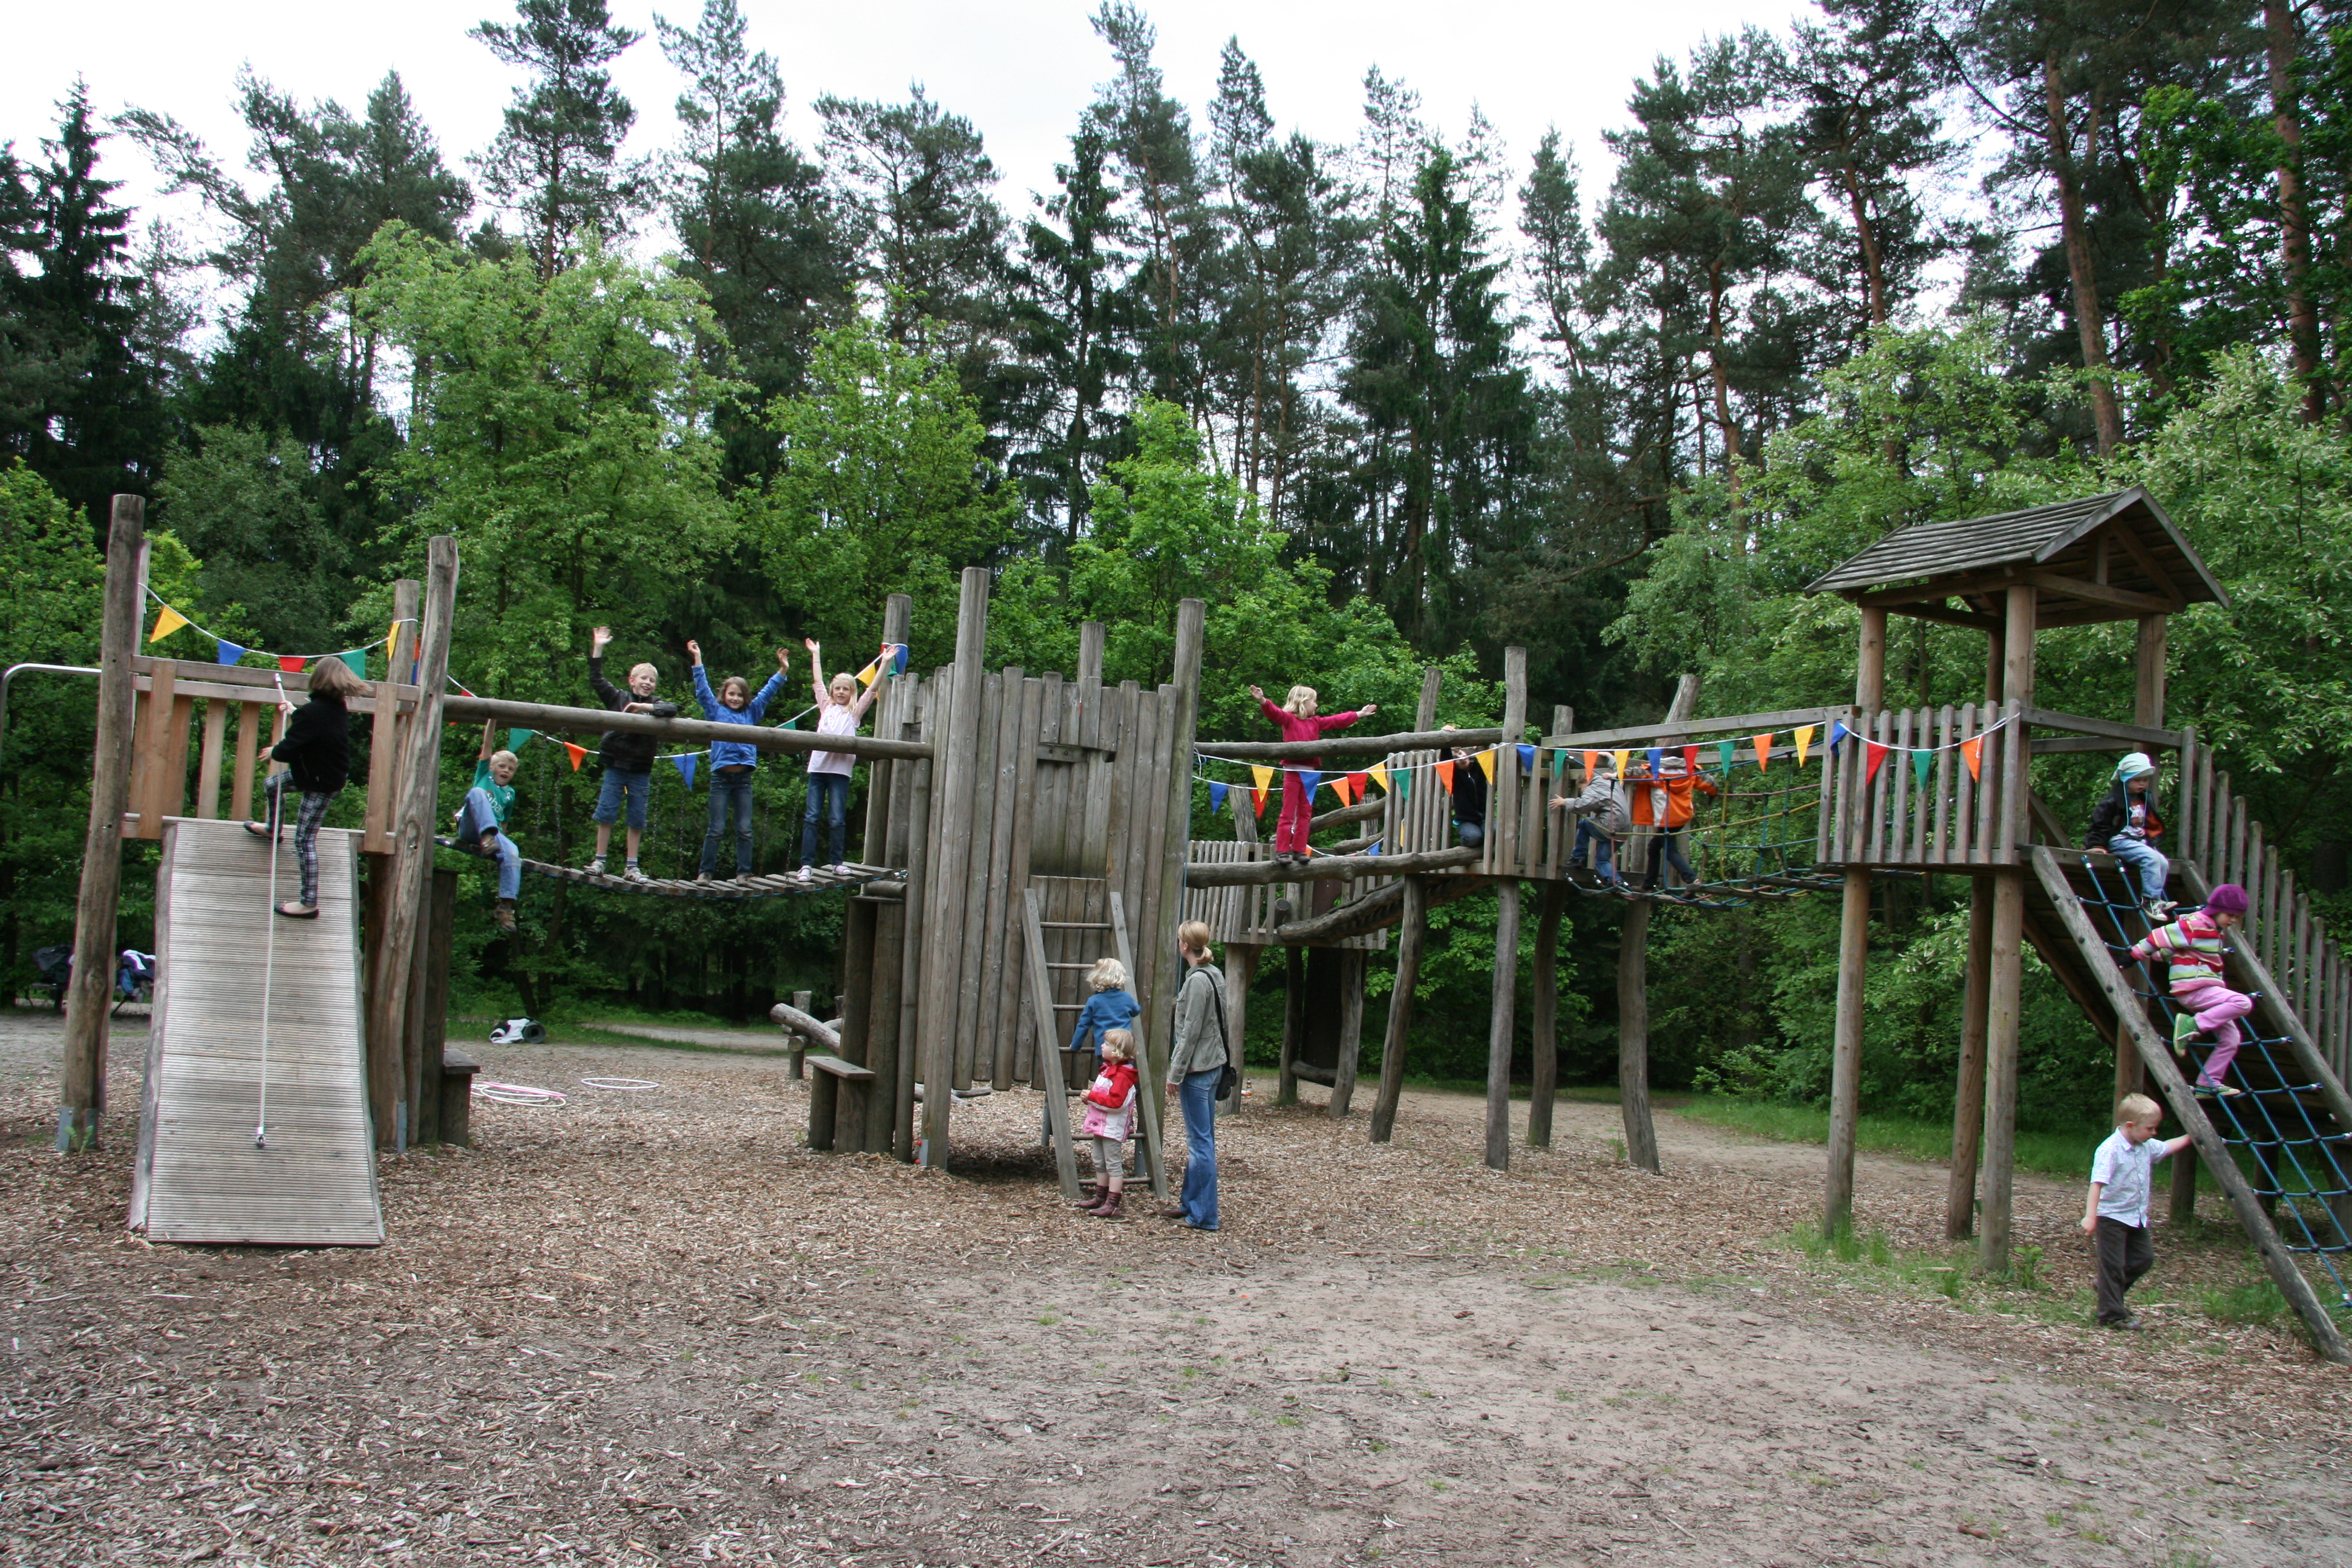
[247,656,368,918]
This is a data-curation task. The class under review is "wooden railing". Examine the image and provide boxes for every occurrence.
[125,656,422,854]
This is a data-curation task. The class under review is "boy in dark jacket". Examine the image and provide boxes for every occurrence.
[2086,751,2171,922]
[585,626,678,881]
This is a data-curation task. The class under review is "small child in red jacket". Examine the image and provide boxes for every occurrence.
[1249,684,1378,864]
[1079,1030,1140,1218]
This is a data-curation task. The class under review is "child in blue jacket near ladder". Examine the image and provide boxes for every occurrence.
[685,639,789,883]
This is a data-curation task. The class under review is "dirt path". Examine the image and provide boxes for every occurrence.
[4,1016,2348,1566]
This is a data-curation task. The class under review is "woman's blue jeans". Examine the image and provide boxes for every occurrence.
[1177,1068,1220,1229]
[802,772,850,867]
[700,769,755,875]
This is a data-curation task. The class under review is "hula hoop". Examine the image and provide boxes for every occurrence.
[580,1076,661,1091]
[474,1080,568,1107]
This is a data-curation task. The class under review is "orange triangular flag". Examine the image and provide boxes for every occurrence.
[1752,734,1773,773]
[1475,749,1496,782]
[1793,725,1814,769]
[1436,759,1457,794]
[1330,774,1354,806]
[1959,734,1983,780]
[564,742,587,771]
[1583,750,1599,780]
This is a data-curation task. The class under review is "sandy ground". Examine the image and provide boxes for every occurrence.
[5,1011,2350,1567]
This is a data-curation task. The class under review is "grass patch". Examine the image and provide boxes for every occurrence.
[2196,1275,2287,1327]
[1671,1096,2108,1184]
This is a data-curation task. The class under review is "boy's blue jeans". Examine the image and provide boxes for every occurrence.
[700,769,754,875]
[1176,1068,1220,1229]
[456,788,520,900]
[592,766,652,830]
[1570,819,1618,881]
[802,772,849,867]
[2111,836,2169,904]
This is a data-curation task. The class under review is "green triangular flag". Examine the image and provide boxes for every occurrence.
[1397,769,1413,802]
[508,728,536,753]
[338,648,368,679]
[1912,748,1932,786]
[1717,739,1735,774]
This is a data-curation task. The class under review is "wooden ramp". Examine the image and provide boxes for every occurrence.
[129,818,382,1246]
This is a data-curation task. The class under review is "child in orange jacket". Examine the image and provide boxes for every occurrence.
[1636,751,1719,892]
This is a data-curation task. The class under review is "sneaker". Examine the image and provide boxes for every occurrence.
[2196,1082,2245,1099]
[623,863,648,883]
[583,857,606,877]
[2143,899,2175,923]
[795,866,812,881]
[2173,1011,2203,1045]
[694,871,713,885]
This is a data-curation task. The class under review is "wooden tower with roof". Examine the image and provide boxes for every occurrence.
[1806,488,2233,1268]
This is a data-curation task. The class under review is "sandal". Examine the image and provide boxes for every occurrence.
[275,902,319,920]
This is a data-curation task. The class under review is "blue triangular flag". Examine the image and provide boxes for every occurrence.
[215,639,246,666]
[1297,768,1322,802]
[1209,780,1229,812]
[673,754,698,789]
[1828,719,1849,753]
[1368,841,1382,856]
[1517,743,1536,774]
[1646,746,1664,773]
[893,644,909,675]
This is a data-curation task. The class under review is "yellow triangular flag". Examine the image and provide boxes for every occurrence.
[1753,734,1773,773]
[1370,764,1390,794]
[1252,765,1275,801]
[1793,725,1815,768]
[147,604,189,644]
[1475,749,1496,782]
[856,660,880,688]
[1612,749,1630,779]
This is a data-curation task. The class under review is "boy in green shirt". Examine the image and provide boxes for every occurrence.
[455,720,523,930]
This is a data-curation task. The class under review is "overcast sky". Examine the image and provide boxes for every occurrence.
[8,0,1812,253]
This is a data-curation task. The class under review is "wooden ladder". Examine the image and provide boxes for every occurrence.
[1022,885,1169,1203]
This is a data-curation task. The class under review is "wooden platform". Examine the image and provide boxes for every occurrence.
[129,818,382,1246]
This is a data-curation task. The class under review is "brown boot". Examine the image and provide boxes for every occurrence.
[494,899,517,932]
[1072,1184,1098,1209]
[1092,1187,1125,1220]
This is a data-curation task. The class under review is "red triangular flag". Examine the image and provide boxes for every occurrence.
[1682,745,1699,774]
[564,742,587,771]
[277,654,305,673]
[1252,786,1268,816]
[1436,759,1457,795]
[1864,740,1889,782]
[1959,735,1983,781]
[1347,770,1370,802]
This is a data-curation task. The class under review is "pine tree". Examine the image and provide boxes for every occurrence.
[471,0,646,281]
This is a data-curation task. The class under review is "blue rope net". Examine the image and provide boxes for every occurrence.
[2074,853,2352,1313]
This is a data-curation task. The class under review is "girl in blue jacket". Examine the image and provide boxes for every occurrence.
[686,639,789,882]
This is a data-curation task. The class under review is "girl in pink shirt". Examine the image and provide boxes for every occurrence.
[1250,683,1377,863]
[797,638,884,878]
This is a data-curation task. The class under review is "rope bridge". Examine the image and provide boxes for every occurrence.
[1560,760,1849,911]
[434,839,894,901]
[2073,854,2352,1312]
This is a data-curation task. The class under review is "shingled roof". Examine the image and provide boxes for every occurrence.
[1804,487,2227,627]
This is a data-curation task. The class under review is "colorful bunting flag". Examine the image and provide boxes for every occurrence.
[1517,743,1535,775]
[1645,746,1664,774]
[1959,734,1984,780]
[1793,725,1815,769]
[1752,734,1773,773]
[507,729,535,753]
[1347,770,1370,801]
[673,753,699,789]
[278,655,305,673]
[1330,774,1354,806]
[1583,750,1599,780]
[1370,764,1391,794]
[1864,740,1888,782]
[893,644,909,675]
[1436,759,1457,794]
[1828,719,1849,753]
[1397,769,1413,802]
[1475,749,1496,783]
[563,742,587,771]
[146,605,189,644]
[1912,749,1932,787]
[1252,765,1275,807]
[1209,780,1229,813]
[1297,768,1322,803]
[338,649,368,680]
[1682,745,1700,774]
[1717,739,1734,775]
[215,639,246,667]
[856,660,880,688]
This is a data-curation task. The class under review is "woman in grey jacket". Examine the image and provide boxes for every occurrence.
[1159,921,1230,1231]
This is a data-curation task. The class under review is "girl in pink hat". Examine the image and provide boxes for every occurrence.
[2126,884,2252,1096]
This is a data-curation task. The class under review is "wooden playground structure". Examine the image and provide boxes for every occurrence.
[45,489,2352,1360]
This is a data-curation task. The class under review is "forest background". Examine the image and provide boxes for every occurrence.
[5,0,2351,1134]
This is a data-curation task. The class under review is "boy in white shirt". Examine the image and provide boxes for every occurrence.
[2082,1093,2193,1328]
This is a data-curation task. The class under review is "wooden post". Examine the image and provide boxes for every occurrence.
[58,495,145,1152]
[1945,878,1994,1239]
[1330,949,1366,1117]
[1414,666,1442,731]
[2125,610,2168,1094]
[1217,943,1257,1119]
[1527,881,1566,1148]
[1148,599,1207,1102]
[1369,878,1425,1143]
[1980,582,2036,1273]
[918,568,990,1168]
[1620,675,1697,1176]
[1483,647,1527,1171]
[362,580,419,853]
[891,700,935,1160]
[368,536,457,1152]
[1825,609,1886,1229]
[1077,622,1106,685]
[1277,942,1304,1106]
[413,870,456,1144]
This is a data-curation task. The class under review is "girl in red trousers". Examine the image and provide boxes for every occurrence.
[1250,684,1377,865]
[1078,1030,1140,1218]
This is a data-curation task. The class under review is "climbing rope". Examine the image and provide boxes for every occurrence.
[2075,854,2352,1311]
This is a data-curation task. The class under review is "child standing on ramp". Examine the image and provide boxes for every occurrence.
[687,639,789,883]
[2082,1093,2191,1328]
[1078,1029,1140,1219]
[2125,884,2253,1096]
[1249,684,1376,866]
[247,655,368,919]
[584,626,678,881]
[797,638,883,880]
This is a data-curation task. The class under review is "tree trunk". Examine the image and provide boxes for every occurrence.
[2043,48,2124,455]
[2269,0,2325,420]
